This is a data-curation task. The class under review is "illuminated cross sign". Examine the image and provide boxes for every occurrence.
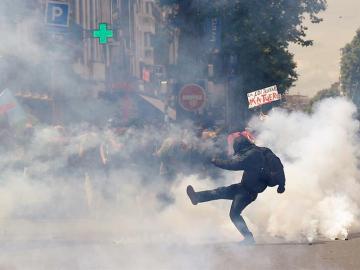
[93,23,113,44]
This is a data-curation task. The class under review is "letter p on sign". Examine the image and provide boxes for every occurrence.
[52,6,63,21]
[46,1,70,27]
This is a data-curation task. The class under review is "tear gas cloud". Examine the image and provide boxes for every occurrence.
[247,97,360,241]
[0,97,359,269]
[1,99,359,235]
[0,1,359,269]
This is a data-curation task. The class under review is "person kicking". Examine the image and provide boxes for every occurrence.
[187,132,286,244]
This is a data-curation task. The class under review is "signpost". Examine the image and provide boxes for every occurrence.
[179,84,206,111]
[247,85,281,109]
[204,17,222,53]
[45,1,70,28]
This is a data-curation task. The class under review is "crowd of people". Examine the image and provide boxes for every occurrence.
[1,116,287,243]
[0,118,234,205]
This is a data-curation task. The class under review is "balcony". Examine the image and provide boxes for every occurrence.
[141,16,155,33]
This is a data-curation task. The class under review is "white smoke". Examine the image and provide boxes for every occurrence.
[245,97,360,241]
[1,98,359,243]
[0,98,359,268]
[0,2,359,268]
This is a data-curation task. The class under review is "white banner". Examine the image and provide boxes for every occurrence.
[247,85,281,108]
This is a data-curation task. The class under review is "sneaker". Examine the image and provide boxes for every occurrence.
[186,185,198,205]
[239,235,256,245]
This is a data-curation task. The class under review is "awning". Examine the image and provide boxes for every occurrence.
[139,94,176,120]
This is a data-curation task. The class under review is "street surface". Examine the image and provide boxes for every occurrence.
[0,220,359,270]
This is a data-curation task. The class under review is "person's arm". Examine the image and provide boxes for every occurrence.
[277,169,286,194]
[211,155,246,171]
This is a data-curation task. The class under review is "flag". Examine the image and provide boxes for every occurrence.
[0,89,27,127]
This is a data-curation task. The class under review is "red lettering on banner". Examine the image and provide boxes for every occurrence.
[261,94,267,103]
[249,98,257,106]
[268,94,273,102]
[247,85,280,108]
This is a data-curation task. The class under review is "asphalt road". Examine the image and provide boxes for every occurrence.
[0,220,359,270]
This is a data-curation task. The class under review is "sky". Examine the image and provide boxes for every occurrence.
[290,0,360,97]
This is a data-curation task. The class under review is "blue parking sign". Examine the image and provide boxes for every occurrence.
[46,1,69,27]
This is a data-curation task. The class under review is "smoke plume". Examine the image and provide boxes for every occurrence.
[247,97,360,241]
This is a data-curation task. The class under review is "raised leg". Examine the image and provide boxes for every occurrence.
[187,184,239,205]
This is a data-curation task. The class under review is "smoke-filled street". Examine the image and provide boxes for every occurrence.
[0,100,360,268]
[0,219,360,269]
[1,0,360,269]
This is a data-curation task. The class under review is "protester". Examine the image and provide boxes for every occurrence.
[186,132,286,244]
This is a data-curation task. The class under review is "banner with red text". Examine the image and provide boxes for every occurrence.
[247,85,281,109]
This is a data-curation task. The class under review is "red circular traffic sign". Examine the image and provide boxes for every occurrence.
[179,84,206,111]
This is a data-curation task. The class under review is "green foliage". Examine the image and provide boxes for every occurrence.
[341,30,360,107]
[161,0,326,79]
[307,82,340,112]
[160,0,327,125]
[222,0,325,93]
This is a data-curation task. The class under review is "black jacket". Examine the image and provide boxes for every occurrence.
[212,136,269,193]
[213,136,265,170]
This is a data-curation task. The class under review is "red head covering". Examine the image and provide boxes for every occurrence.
[227,130,255,155]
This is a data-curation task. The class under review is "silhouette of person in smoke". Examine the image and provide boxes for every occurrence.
[186,132,286,244]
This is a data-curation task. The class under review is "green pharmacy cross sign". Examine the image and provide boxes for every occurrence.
[93,23,113,44]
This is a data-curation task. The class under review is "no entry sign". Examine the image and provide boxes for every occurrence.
[179,84,206,111]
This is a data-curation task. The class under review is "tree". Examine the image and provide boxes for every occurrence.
[159,0,327,128]
[341,29,360,108]
[307,82,341,112]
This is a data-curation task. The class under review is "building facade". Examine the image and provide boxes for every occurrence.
[70,0,175,95]
[1,0,178,125]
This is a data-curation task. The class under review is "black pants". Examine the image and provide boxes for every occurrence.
[196,184,258,238]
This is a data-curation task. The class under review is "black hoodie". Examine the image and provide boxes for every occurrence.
[212,136,268,193]
[213,136,265,171]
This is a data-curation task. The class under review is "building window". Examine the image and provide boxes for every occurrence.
[144,32,152,47]
[145,2,152,15]
[145,49,152,58]
[136,0,140,13]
